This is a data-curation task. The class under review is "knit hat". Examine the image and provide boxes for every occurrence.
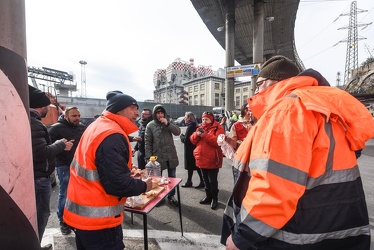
[106,90,138,113]
[202,111,214,122]
[258,55,300,81]
[28,85,51,108]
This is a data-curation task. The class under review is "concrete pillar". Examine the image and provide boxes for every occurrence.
[251,0,265,95]
[224,0,235,112]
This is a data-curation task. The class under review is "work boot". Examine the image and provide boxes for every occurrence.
[60,221,71,235]
[199,190,212,204]
[211,199,218,209]
[211,191,218,209]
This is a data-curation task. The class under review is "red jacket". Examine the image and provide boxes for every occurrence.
[190,121,224,169]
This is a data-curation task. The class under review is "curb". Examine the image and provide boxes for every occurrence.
[42,228,225,250]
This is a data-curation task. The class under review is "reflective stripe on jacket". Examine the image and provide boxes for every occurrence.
[224,75,374,249]
[64,111,138,230]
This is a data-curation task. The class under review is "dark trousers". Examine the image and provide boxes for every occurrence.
[137,151,146,170]
[201,168,219,196]
[73,225,124,250]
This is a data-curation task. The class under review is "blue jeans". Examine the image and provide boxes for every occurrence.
[161,162,176,198]
[56,165,70,222]
[34,177,52,241]
[74,225,125,250]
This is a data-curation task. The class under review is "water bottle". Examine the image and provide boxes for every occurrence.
[145,156,161,177]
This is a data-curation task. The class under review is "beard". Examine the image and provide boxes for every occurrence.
[68,118,80,126]
[40,106,49,118]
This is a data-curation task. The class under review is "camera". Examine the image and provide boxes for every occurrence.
[198,128,204,133]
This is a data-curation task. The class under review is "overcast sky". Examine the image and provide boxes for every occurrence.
[25,0,374,101]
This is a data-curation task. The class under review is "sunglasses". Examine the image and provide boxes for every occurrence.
[203,111,212,115]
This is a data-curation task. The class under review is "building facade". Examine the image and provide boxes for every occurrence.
[153,58,251,110]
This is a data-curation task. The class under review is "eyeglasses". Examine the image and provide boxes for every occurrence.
[256,78,268,87]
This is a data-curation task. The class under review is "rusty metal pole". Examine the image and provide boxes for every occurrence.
[224,0,235,113]
[251,0,265,95]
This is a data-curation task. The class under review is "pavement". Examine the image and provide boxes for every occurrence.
[42,129,374,250]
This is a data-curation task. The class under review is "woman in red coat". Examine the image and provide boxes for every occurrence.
[190,111,224,209]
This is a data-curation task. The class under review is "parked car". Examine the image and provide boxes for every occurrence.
[172,116,185,126]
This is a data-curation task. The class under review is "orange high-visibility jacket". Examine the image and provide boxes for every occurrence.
[224,75,374,249]
[63,111,138,231]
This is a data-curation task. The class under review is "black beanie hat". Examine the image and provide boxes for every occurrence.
[258,55,300,81]
[106,90,138,113]
[28,85,51,108]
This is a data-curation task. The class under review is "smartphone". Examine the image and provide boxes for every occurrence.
[198,128,204,133]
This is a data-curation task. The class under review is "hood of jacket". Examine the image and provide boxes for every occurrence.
[152,104,167,123]
[248,71,374,151]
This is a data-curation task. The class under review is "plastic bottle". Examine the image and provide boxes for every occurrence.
[145,156,161,177]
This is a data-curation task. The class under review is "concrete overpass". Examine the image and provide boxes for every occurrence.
[190,0,303,67]
[190,0,374,106]
[190,0,304,111]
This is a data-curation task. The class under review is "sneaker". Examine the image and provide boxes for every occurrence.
[167,196,179,207]
[60,221,72,235]
[41,243,53,250]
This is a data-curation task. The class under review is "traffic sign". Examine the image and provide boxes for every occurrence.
[226,64,261,78]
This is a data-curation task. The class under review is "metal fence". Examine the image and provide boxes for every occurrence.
[57,96,215,123]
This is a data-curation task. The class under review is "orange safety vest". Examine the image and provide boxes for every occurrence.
[63,111,138,231]
[224,75,374,249]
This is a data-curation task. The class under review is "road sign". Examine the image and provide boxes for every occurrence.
[226,64,261,78]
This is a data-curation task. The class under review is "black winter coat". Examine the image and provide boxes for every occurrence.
[48,115,86,166]
[30,109,66,178]
[134,116,152,154]
[96,133,147,197]
[181,122,198,171]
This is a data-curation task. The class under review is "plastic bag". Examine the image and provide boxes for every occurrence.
[217,134,235,160]
[145,156,161,177]
[125,196,145,208]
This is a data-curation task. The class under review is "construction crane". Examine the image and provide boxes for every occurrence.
[27,66,76,125]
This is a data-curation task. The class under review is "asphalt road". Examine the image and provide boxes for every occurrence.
[45,128,374,249]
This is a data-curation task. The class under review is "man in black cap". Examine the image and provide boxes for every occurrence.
[222,56,374,249]
[63,90,154,250]
[29,85,73,250]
